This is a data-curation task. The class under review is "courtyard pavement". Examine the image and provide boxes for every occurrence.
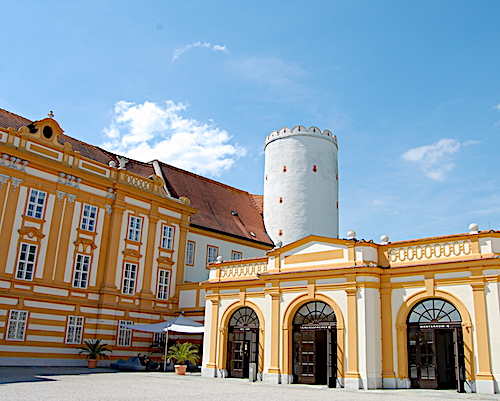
[0,367,499,401]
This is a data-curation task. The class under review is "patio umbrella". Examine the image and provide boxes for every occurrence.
[120,314,204,333]
[120,315,204,371]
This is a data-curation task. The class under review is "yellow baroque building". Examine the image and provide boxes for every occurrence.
[197,124,499,394]
[0,109,272,367]
[1,108,499,394]
[201,233,500,394]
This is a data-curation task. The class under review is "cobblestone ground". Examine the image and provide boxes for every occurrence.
[0,368,499,401]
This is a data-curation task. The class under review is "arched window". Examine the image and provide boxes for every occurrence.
[229,307,259,328]
[408,298,461,323]
[293,301,336,325]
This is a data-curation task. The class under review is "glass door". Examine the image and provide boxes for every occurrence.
[231,332,248,378]
[326,329,337,388]
[418,329,437,388]
[298,330,316,383]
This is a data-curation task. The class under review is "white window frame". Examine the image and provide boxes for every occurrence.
[80,204,98,232]
[122,263,137,295]
[161,225,174,250]
[73,254,91,289]
[186,241,195,266]
[65,316,84,344]
[231,251,243,260]
[26,189,46,219]
[127,215,142,242]
[153,332,166,348]
[207,245,218,264]
[117,320,133,347]
[157,269,170,300]
[6,310,28,341]
[16,242,38,281]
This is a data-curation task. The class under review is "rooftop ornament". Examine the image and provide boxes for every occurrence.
[469,223,479,234]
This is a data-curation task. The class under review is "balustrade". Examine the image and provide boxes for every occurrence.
[387,240,473,263]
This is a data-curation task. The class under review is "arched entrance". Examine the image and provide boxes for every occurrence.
[226,307,260,378]
[292,301,337,387]
[407,298,465,392]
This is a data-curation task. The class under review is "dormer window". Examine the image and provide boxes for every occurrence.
[27,117,65,146]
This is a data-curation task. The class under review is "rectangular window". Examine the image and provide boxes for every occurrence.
[73,254,91,289]
[157,269,170,300]
[80,204,98,232]
[186,241,195,266]
[16,243,38,280]
[122,263,137,295]
[66,316,84,344]
[26,189,46,219]
[117,320,133,347]
[6,310,28,341]
[153,332,166,348]
[161,225,174,250]
[231,251,243,260]
[207,245,218,264]
[127,215,142,242]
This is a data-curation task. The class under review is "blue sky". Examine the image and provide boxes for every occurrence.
[1,1,500,242]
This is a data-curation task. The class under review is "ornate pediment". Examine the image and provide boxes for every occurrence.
[122,248,143,259]
[28,117,65,148]
[74,237,97,253]
[157,256,174,266]
[18,226,45,241]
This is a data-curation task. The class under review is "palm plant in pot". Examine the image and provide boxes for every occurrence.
[77,339,112,368]
[163,342,199,375]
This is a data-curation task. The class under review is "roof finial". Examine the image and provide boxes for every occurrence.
[48,111,54,118]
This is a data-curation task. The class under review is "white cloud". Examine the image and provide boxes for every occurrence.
[494,104,500,110]
[213,45,229,54]
[172,42,230,61]
[401,138,478,181]
[102,100,246,177]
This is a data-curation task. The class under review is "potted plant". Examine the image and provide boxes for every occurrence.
[77,339,112,368]
[163,342,199,375]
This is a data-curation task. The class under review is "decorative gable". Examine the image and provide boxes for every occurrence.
[278,236,348,269]
[27,117,66,148]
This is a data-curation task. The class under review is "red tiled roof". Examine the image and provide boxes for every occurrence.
[125,159,156,179]
[59,134,116,165]
[0,108,32,130]
[58,135,156,180]
[0,108,272,246]
[250,194,264,214]
[159,163,272,245]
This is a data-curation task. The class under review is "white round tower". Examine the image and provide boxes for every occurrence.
[263,125,339,246]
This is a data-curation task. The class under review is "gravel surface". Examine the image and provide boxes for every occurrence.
[0,367,499,401]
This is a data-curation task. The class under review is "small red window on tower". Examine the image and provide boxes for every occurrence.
[279,197,283,204]
[265,174,268,181]
[312,165,317,172]
[283,166,287,172]
[278,230,283,236]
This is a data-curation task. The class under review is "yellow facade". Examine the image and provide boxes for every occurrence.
[2,109,499,394]
[0,112,271,366]
[201,233,500,394]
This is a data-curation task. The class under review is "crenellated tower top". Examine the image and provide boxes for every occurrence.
[265,125,337,147]
[263,124,339,246]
